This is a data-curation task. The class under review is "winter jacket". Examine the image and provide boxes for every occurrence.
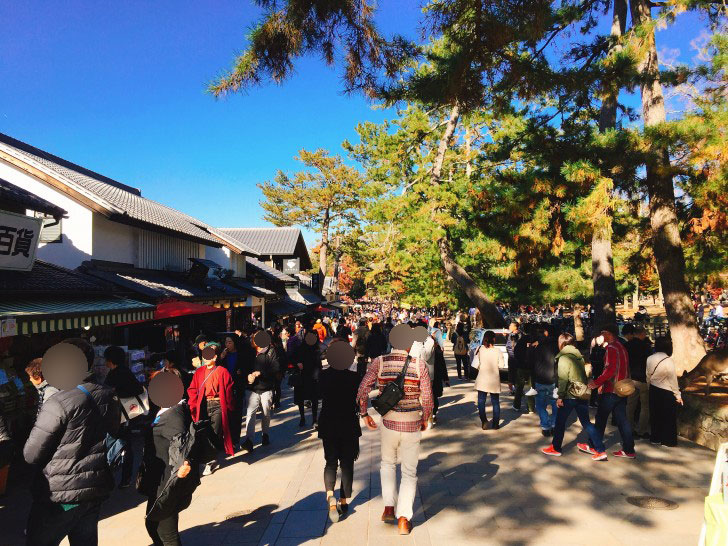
[473,346,503,394]
[23,378,121,503]
[317,368,361,444]
[556,345,588,399]
[142,404,201,522]
[105,365,143,398]
[249,346,281,394]
[625,338,652,382]
[529,336,558,385]
[293,341,322,403]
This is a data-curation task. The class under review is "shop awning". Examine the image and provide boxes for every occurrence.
[0,297,155,336]
[267,298,307,317]
[154,301,223,320]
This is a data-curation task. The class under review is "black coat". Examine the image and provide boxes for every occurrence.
[529,336,559,385]
[249,346,280,394]
[142,404,201,521]
[23,379,121,503]
[366,332,388,360]
[432,343,450,398]
[317,368,361,442]
[105,365,143,398]
[293,341,322,403]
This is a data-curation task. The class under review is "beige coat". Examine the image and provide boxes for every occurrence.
[473,346,503,394]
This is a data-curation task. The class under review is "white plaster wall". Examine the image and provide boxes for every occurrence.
[204,245,229,269]
[0,160,93,269]
[203,246,246,276]
[92,214,136,264]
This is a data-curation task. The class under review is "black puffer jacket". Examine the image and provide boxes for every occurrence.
[530,335,559,385]
[23,378,121,503]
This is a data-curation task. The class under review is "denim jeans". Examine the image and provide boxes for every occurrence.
[26,500,101,546]
[551,398,604,453]
[245,390,273,442]
[477,391,500,426]
[534,383,557,430]
[589,392,635,454]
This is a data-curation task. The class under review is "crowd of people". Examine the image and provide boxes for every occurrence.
[4,302,690,545]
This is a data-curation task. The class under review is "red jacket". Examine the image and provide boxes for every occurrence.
[592,340,630,394]
[187,365,235,455]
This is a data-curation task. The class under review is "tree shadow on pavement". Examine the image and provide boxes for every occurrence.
[181,503,279,544]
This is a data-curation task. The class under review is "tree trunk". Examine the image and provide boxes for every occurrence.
[630,0,705,373]
[573,304,585,342]
[591,0,627,333]
[320,209,330,293]
[431,103,506,328]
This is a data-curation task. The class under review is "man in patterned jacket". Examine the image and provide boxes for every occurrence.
[357,324,433,535]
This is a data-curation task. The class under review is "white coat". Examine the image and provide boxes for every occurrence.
[473,346,503,394]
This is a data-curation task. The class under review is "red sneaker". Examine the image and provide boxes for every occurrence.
[591,451,608,461]
[577,443,596,455]
[612,450,636,459]
[541,445,562,457]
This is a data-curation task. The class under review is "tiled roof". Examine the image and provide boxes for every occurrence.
[226,277,277,298]
[218,227,302,256]
[81,262,251,302]
[0,260,116,295]
[285,286,321,306]
[247,257,297,283]
[0,133,254,254]
[0,178,67,218]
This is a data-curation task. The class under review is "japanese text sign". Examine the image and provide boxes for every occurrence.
[0,210,42,271]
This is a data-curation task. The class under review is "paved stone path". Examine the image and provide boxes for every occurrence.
[1,343,717,545]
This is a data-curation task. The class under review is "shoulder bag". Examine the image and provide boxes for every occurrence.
[372,356,411,417]
[613,353,635,397]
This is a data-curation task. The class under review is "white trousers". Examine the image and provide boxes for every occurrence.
[380,426,421,520]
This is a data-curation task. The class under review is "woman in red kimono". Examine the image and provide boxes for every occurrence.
[187,341,235,475]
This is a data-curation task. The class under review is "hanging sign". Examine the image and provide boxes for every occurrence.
[0,210,42,271]
[282,258,300,274]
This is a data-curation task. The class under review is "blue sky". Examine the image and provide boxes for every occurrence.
[0,1,710,248]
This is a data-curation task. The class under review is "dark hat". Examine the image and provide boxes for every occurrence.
[600,324,619,337]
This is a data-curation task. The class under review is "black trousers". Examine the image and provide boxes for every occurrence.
[322,436,358,498]
[201,398,223,462]
[454,354,469,378]
[145,500,181,546]
[649,385,678,447]
[298,400,318,422]
[230,385,245,446]
[26,500,101,546]
[118,424,134,485]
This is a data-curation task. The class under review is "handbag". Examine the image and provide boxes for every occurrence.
[119,388,150,423]
[567,381,592,400]
[372,356,411,417]
[470,347,481,371]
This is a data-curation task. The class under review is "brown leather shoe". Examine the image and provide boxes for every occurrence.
[398,517,412,535]
[381,506,395,522]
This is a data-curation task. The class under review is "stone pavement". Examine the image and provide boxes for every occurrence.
[1,343,717,545]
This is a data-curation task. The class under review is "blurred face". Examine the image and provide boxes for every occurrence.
[198,341,206,351]
[600,331,615,344]
[509,323,518,333]
[295,321,302,333]
[225,337,236,352]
